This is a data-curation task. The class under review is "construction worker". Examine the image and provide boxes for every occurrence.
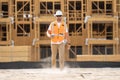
[47,10,70,70]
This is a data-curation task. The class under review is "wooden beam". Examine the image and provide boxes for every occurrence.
[88,40,118,44]
[39,0,60,2]
[16,21,31,24]
[16,0,31,1]
[94,47,103,55]
[40,2,46,9]
[35,40,51,45]
[0,41,11,45]
[88,17,118,22]
[35,16,56,22]
[0,18,11,23]
[92,1,103,13]
[17,1,29,13]
[0,0,9,2]
[68,2,75,10]
[17,24,27,34]
[76,55,120,62]
[76,25,82,32]
[90,0,112,1]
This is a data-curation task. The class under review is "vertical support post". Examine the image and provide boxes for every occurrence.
[61,0,64,14]
[35,0,39,17]
[67,0,69,22]
[6,23,8,41]
[116,19,119,55]
[37,22,39,39]
[87,21,90,55]
[113,0,117,16]
[34,21,37,39]
[15,0,17,30]
[87,0,91,16]
[105,1,106,15]
[10,22,12,43]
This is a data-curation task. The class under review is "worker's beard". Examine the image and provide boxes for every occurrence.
[57,18,62,22]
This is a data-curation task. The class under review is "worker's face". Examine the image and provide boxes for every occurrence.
[56,15,62,22]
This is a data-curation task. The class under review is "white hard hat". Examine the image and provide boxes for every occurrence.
[54,10,63,16]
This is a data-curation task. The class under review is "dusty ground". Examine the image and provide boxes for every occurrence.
[0,68,120,80]
[0,62,120,80]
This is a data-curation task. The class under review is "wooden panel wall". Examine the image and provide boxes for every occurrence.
[117,0,120,55]
[0,46,31,62]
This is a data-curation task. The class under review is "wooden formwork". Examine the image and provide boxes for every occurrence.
[116,0,120,55]
[0,18,12,46]
[87,0,117,16]
[13,0,34,45]
[0,0,120,62]
[86,16,119,60]
[0,0,12,46]
[84,0,119,61]
[0,46,32,62]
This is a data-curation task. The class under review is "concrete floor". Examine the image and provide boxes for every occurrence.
[0,68,120,80]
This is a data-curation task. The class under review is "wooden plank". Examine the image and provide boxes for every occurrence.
[0,46,31,56]
[0,46,31,52]
[68,21,83,23]
[35,16,56,22]
[0,52,11,57]
[11,52,29,57]
[0,18,11,23]
[16,0,31,1]
[11,46,31,51]
[12,57,29,61]
[0,41,11,45]
[88,17,118,22]
[90,0,113,1]
[0,0,9,2]
[0,46,12,52]
[0,57,30,62]
[106,55,120,61]
[0,57,11,62]
[68,0,83,1]
[76,55,120,62]
[0,46,31,62]
[16,21,31,24]
[88,40,118,44]
[39,0,60,2]
[35,40,51,45]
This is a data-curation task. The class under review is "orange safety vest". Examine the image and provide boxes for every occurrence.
[51,21,66,43]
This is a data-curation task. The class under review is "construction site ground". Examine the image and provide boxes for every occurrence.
[0,62,120,80]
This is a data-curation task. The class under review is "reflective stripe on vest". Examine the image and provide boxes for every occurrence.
[51,22,66,42]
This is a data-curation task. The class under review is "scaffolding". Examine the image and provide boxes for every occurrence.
[0,0,120,62]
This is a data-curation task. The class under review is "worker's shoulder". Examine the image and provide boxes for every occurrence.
[50,21,56,25]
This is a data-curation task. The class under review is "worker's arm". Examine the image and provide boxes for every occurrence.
[64,23,71,49]
[47,22,54,38]
[65,32,71,49]
[65,32,70,44]
[64,23,70,44]
[47,30,51,37]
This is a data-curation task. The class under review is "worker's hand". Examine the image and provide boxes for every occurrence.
[51,34,55,38]
[63,39,67,44]
[67,43,71,50]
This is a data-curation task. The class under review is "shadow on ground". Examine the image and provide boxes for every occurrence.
[0,61,120,69]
